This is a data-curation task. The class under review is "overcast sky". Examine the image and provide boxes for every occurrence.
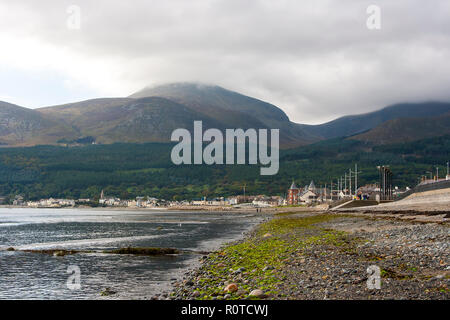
[0,0,449,124]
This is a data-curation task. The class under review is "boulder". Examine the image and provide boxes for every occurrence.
[249,289,266,298]
[224,283,238,293]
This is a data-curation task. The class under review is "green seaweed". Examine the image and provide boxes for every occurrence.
[190,213,349,300]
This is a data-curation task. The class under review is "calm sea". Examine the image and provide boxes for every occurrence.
[0,208,264,300]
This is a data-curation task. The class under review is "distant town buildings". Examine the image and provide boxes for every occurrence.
[3,170,418,209]
[287,181,299,205]
[13,195,25,206]
[252,195,283,207]
[287,180,319,205]
[26,198,75,208]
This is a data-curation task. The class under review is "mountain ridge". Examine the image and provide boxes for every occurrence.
[350,112,450,144]
[0,101,78,146]
[0,83,449,148]
[297,101,450,139]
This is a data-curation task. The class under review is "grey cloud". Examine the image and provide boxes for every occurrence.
[1,0,450,123]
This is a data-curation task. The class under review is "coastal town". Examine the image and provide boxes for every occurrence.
[4,163,449,210]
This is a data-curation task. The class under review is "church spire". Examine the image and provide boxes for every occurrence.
[289,180,298,190]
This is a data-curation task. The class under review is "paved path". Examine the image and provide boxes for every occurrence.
[340,188,450,215]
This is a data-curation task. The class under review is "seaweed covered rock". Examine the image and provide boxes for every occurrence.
[106,247,179,255]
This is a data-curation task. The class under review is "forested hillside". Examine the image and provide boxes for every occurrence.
[1,135,449,202]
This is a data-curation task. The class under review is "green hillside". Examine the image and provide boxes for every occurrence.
[1,135,449,202]
[298,102,450,139]
[0,101,78,146]
[351,114,450,144]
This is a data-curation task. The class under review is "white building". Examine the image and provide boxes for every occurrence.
[299,190,318,204]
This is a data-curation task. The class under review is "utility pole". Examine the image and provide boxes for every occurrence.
[338,177,342,198]
[377,165,392,201]
[447,161,449,180]
[436,166,439,180]
[337,178,340,195]
[354,164,362,197]
[331,180,334,201]
[349,169,352,198]
[330,181,332,201]
[344,173,347,196]
[377,166,381,200]
[243,183,246,203]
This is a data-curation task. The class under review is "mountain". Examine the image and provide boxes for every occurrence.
[131,83,290,127]
[35,83,318,148]
[0,101,78,146]
[299,102,450,139]
[39,96,231,144]
[350,113,450,144]
[130,83,317,147]
[1,84,449,148]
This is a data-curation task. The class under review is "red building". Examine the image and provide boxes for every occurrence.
[287,181,300,205]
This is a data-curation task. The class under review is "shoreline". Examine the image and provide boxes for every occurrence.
[0,204,326,213]
[163,210,449,300]
[152,213,272,300]
[0,208,269,299]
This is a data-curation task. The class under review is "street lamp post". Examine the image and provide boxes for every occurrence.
[377,165,392,201]
[447,161,450,180]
